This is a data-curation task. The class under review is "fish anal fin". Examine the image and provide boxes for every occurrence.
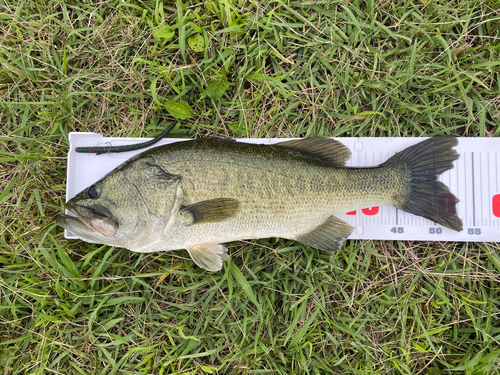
[180,198,240,225]
[276,138,351,166]
[188,244,228,271]
[296,216,354,252]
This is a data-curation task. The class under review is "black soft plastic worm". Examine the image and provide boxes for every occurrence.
[76,121,177,155]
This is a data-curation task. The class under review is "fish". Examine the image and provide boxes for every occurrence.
[56,136,463,271]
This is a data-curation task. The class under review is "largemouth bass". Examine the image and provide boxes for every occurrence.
[57,136,463,271]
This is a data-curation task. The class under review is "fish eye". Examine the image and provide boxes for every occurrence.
[88,185,98,199]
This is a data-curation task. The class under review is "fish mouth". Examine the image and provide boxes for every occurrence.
[56,202,118,238]
[56,202,97,234]
[56,212,86,228]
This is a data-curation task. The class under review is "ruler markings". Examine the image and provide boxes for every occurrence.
[463,152,468,226]
[490,152,500,226]
[486,153,489,226]
[450,159,453,225]
[480,152,485,226]
[488,152,491,227]
[472,152,476,227]
[494,151,497,226]
[490,151,500,231]
[367,150,370,228]
[479,152,482,226]
[455,151,461,220]
[483,152,487,226]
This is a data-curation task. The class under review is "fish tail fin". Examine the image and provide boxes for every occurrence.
[384,135,463,231]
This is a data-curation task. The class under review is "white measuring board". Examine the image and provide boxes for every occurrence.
[64,133,500,242]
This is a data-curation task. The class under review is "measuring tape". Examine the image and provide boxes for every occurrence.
[65,134,499,242]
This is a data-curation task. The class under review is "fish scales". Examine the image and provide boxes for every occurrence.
[145,140,403,249]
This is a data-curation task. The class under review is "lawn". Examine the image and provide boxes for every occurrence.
[1,0,500,374]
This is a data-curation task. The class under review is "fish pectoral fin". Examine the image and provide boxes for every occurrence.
[179,198,240,225]
[275,138,351,166]
[296,216,354,252]
[187,244,228,271]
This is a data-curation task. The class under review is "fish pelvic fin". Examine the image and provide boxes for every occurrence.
[296,216,354,252]
[187,244,228,271]
[384,135,463,231]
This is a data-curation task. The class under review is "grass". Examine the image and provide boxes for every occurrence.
[1,0,500,373]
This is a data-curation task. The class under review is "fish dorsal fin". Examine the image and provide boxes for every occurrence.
[188,243,228,271]
[296,216,354,252]
[275,138,351,166]
[179,198,240,225]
